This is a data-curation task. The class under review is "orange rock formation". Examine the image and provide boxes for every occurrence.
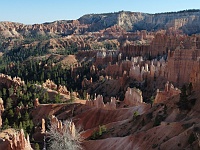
[0,129,32,150]
[86,95,117,110]
[124,87,145,106]
[154,81,181,104]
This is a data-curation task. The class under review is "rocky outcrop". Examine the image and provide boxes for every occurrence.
[42,79,57,90]
[82,78,93,88]
[124,87,144,106]
[42,79,70,96]
[0,129,32,150]
[95,50,120,66]
[0,74,25,89]
[164,44,200,86]
[102,55,166,81]
[189,60,200,90]
[0,98,4,128]
[154,81,181,104]
[86,95,116,110]
[50,115,76,138]
[57,85,69,95]
[34,98,40,108]
[41,119,46,133]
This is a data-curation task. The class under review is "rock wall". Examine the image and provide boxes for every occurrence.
[154,81,181,104]
[124,87,144,106]
[103,55,166,82]
[95,50,119,66]
[164,47,200,86]
[189,60,200,90]
[86,95,116,110]
[120,32,200,59]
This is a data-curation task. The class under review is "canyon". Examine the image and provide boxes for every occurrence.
[0,10,200,150]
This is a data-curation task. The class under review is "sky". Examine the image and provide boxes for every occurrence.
[0,0,200,24]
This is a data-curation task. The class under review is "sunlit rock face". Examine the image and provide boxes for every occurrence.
[124,87,145,106]
[0,129,33,150]
[164,45,200,86]
[86,95,117,110]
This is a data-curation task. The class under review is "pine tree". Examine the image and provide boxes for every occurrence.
[70,89,75,102]
[55,93,61,103]
[8,109,14,119]
[23,111,29,121]
[6,98,13,110]
[3,118,9,129]
[34,143,40,150]
[19,122,23,129]
[12,122,18,129]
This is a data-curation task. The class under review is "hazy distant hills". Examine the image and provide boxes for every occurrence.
[79,10,200,34]
[0,9,200,39]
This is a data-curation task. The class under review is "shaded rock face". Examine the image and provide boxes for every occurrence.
[164,47,200,86]
[120,32,200,59]
[154,81,181,104]
[0,129,32,150]
[190,60,200,90]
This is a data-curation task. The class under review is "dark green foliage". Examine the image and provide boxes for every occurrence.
[152,144,158,149]
[133,111,139,117]
[188,132,196,145]
[154,9,200,15]
[70,89,75,102]
[91,125,107,140]
[141,118,145,126]
[153,114,166,127]
[54,93,62,103]
[6,98,13,110]
[83,90,87,100]
[2,118,9,129]
[146,112,153,119]
[178,83,194,110]
[34,143,40,150]
[182,123,194,129]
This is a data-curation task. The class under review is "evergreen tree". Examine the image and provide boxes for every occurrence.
[6,98,13,110]
[54,93,61,103]
[23,111,29,122]
[12,122,18,129]
[3,118,9,129]
[8,109,14,119]
[35,143,40,150]
[19,122,23,129]
[70,89,75,102]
